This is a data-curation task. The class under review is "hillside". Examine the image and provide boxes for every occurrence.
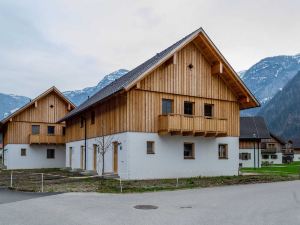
[241,54,300,115]
[258,71,300,139]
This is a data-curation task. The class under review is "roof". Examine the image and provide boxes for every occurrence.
[0,86,76,126]
[240,117,271,139]
[270,132,286,145]
[60,27,259,122]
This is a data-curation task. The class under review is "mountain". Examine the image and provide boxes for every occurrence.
[64,69,128,106]
[240,54,300,115]
[0,93,30,120]
[258,71,300,139]
[0,69,128,120]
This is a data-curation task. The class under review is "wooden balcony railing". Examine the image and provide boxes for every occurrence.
[29,134,65,145]
[158,114,227,137]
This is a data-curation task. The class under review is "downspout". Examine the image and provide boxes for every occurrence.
[84,117,87,170]
[257,140,260,168]
[253,141,256,169]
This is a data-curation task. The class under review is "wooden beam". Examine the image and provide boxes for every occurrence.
[238,96,250,103]
[136,81,141,89]
[173,52,177,64]
[34,101,38,108]
[67,104,71,111]
[212,62,223,76]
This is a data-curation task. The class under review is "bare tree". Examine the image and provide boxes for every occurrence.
[93,120,117,176]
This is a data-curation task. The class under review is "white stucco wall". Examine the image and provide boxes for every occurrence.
[239,149,262,168]
[293,154,300,162]
[4,144,66,169]
[261,153,282,164]
[66,132,239,180]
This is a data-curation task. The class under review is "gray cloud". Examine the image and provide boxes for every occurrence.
[0,0,299,97]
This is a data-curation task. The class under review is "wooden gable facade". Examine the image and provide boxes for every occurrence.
[65,30,258,143]
[1,87,75,146]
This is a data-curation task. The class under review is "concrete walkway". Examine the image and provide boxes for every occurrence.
[0,181,300,225]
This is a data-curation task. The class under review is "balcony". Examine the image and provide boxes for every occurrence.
[29,134,65,145]
[261,148,278,154]
[158,114,227,137]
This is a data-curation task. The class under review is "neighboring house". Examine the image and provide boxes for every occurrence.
[0,87,75,169]
[239,117,270,168]
[59,28,259,180]
[289,138,300,162]
[260,133,285,164]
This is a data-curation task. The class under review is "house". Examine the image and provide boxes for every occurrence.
[59,28,259,179]
[289,138,300,162]
[239,117,270,168]
[0,87,75,169]
[260,133,285,164]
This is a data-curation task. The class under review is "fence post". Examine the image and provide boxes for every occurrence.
[10,171,13,188]
[119,178,123,193]
[41,173,44,192]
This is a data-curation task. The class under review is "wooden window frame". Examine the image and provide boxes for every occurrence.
[21,148,26,156]
[218,144,228,159]
[91,111,95,125]
[184,101,194,116]
[31,125,40,135]
[47,149,55,159]
[146,141,155,154]
[204,104,214,118]
[184,142,195,159]
[47,126,55,135]
[162,99,174,115]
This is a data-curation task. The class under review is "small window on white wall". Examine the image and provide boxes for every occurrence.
[21,148,26,156]
[218,144,228,159]
[147,141,155,154]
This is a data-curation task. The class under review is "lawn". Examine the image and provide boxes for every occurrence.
[241,162,300,176]
[0,168,298,193]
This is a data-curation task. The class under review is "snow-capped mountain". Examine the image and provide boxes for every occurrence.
[240,54,300,115]
[0,93,30,120]
[64,69,128,106]
[0,69,129,120]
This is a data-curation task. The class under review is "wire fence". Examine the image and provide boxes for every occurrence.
[0,169,298,193]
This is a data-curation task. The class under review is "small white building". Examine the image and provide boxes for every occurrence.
[0,87,75,169]
[239,117,270,168]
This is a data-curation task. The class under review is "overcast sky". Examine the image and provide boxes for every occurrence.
[0,0,299,97]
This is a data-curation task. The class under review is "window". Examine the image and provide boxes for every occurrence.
[80,116,84,128]
[162,99,173,115]
[262,154,269,159]
[146,141,155,154]
[31,125,40,135]
[239,153,251,160]
[184,101,194,115]
[271,154,278,159]
[184,143,195,159]
[21,148,26,156]
[47,149,55,159]
[62,127,66,136]
[48,126,55,135]
[91,111,95,125]
[218,144,228,159]
[204,104,214,117]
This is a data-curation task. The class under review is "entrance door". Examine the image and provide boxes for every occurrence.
[93,144,97,171]
[69,147,72,168]
[80,146,85,169]
[113,142,118,174]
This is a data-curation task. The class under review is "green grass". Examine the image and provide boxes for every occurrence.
[241,162,300,176]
